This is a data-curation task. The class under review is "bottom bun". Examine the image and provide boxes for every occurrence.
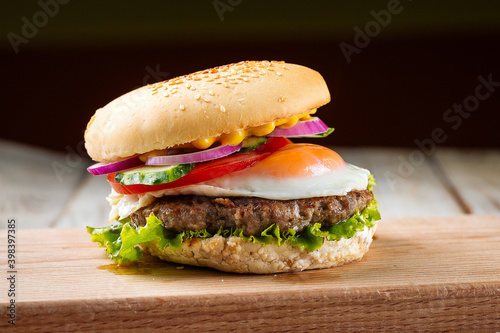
[143,223,378,274]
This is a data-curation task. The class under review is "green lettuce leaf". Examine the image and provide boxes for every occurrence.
[88,214,159,264]
[88,178,381,264]
[327,198,380,241]
[368,174,376,192]
[286,223,328,252]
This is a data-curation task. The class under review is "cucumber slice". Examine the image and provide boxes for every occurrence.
[240,137,267,152]
[115,164,194,186]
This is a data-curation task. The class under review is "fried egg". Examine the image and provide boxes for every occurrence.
[108,144,370,220]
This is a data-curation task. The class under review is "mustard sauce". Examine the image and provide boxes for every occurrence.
[139,109,317,160]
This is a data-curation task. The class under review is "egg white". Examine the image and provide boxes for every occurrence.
[108,163,370,221]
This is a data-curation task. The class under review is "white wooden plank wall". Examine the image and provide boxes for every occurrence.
[1,140,499,229]
[53,174,111,228]
[335,147,465,218]
[434,149,500,215]
[0,140,89,228]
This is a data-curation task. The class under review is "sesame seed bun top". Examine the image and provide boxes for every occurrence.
[84,61,331,162]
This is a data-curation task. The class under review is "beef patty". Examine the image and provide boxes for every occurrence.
[130,189,373,236]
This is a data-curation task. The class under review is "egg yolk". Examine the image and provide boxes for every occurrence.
[247,144,345,178]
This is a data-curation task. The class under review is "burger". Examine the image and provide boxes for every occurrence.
[85,60,381,274]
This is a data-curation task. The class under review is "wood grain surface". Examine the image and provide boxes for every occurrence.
[1,215,500,332]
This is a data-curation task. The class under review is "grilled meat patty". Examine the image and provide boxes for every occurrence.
[130,189,373,236]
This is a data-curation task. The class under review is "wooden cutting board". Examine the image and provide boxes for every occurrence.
[2,215,500,332]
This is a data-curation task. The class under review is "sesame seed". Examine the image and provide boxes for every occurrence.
[203,96,210,102]
[179,104,185,110]
[276,71,282,76]
[220,105,226,112]
[223,82,229,88]
[242,77,249,82]
[279,96,286,103]
[190,86,196,91]
[186,83,191,88]
[195,94,200,100]
[209,90,214,96]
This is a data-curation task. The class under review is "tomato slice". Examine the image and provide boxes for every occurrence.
[256,136,292,152]
[256,137,292,153]
[108,137,292,195]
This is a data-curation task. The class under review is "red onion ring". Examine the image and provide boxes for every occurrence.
[146,143,242,165]
[87,156,144,175]
[267,117,329,137]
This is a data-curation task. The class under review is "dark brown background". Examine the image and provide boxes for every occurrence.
[2,0,500,155]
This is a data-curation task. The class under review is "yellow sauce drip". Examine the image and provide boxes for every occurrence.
[190,109,316,149]
[140,109,318,159]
